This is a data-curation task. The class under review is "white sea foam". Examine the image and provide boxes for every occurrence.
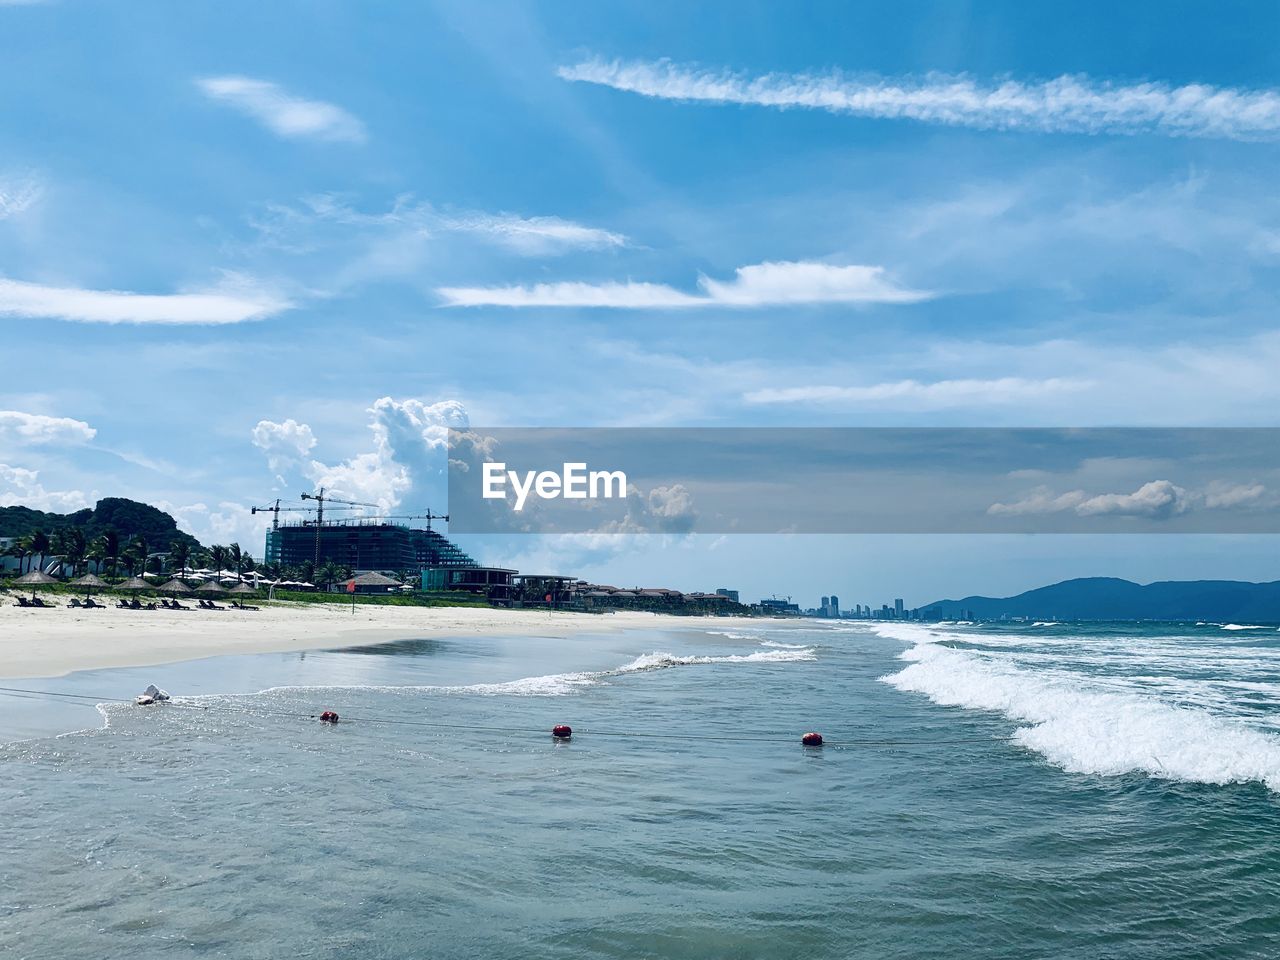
[875,622,1280,793]
[759,639,810,649]
[1222,624,1269,631]
[1031,621,1059,627]
[254,647,816,700]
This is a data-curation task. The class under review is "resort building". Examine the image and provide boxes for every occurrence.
[265,520,477,574]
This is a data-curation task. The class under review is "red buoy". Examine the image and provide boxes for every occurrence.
[319,710,340,724]
[552,724,573,740]
[801,731,823,747]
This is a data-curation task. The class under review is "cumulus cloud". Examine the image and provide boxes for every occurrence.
[559,58,1280,141]
[0,464,94,512]
[0,410,96,447]
[0,276,290,324]
[251,418,317,472]
[744,376,1089,407]
[438,260,929,308]
[988,479,1264,519]
[257,398,469,514]
[1075,480,1192,518]
[196,75,366,143]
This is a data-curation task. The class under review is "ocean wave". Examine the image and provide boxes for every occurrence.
[1222,624,1270,631]
[1031,621,1059,627]
[759,639,810,649]
[254,647,816,700]
[879,630,1280,793]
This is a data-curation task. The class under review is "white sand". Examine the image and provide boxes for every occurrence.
[0,601,733,680]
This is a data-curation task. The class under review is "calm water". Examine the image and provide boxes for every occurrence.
[2,618,1279,958]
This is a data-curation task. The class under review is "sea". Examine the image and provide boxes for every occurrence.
[2,617,1279,959]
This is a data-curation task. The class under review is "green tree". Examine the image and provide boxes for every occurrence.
[92,527,122,577]
[29,530,50,574]
[55,528,88,577]
[228,543,245,581]
[209,545,229,579]
[168,539,191,578]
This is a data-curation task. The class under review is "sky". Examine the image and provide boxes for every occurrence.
[3,0,1280,607]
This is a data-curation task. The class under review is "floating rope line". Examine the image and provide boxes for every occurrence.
[0,684,1017,748]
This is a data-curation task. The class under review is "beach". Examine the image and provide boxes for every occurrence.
[0,601,733,680]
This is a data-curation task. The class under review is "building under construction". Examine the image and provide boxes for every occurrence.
[265,520,477,574]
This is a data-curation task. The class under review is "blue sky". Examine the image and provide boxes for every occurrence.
[3,0,1280,605]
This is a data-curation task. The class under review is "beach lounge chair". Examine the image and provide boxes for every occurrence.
[32,596,53,608]
[83,598,103,609]
[69,598,83,608]
[17,596,32,607]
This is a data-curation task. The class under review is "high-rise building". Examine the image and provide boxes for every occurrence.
[265,520,476,573]
[829,594,840,617]
[715,588,739,603]
[895,598,904,618]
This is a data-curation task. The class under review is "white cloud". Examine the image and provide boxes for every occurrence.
[0,464,94,512]
[251,418,317,472]
[258,398,469,515]
[559,58,1280,141]
[1075,480,1192,518]
[0,276,290,324]
[196,76,366,143]
[0,410,96,446]
[0,175,41,219]
[991,480,1194,519]
[254,194,627,259]
[987,486,1087,517]
[1204,482,1267,509]
[444,212,627,255]
[744,376,1089,407]
[438,260,928,308]
[158,500,268,550]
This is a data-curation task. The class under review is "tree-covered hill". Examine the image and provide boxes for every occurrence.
[0,497,205,552]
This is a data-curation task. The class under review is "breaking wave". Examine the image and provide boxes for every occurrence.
[875,622,1280,793]
[255,647,816,700]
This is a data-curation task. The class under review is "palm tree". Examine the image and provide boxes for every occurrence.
[56,528,87,577]
[317,560,343,590]
[209,545,229,580]
[131,535,149,577]
[228,543,244,581]
[99,528,121,577]
[29,530,50,574]
[3,538,25,574]
[168,540,191,578]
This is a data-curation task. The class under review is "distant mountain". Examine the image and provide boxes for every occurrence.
[924,577,1280,622]
[0,497,204,551]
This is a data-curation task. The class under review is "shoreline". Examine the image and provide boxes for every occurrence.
[0,602,753,681]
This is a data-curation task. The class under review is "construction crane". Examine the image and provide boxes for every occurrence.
[299,488,381,565]
[250,499,315,530]
[361,511,451,531]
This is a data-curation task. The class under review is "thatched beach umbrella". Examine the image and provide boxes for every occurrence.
[70,572,109,601]
[14,569,58,601]
[196,581,227,596]
[117,576,152,592]
[158,578,192,594]
[228,582,258,595]
[349,572,400,591]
